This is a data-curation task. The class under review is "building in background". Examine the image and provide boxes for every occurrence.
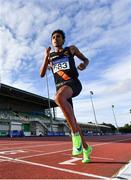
[0,83,112,137]
[0,83,69,137]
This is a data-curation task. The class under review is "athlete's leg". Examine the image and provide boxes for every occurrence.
[55,85,78,133]
[67,98,73,108]
[54,85,87,149]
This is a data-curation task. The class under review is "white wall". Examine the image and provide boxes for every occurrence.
[10,122,22,131]
[0,123,9,131]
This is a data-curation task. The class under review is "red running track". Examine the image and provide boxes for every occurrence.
[0,134,131,179]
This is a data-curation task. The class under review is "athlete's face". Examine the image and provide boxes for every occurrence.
[52,33,64,48]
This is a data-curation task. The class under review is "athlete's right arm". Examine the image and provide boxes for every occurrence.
[39,47,51,77]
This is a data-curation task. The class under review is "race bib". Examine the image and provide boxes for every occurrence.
[52,57,70,73]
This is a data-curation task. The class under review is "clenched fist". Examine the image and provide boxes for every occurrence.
[77,63,87,70]
[45,46,51,57]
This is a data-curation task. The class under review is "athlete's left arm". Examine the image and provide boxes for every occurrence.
[70,45,89,71]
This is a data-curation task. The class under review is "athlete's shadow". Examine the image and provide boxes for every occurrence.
[90,161,127,164]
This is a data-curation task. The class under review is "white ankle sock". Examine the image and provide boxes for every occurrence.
[72,132,80,136]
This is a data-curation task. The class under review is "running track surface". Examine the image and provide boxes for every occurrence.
[0,134,131,179]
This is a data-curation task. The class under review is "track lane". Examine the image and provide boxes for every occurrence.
[0,134,131,179]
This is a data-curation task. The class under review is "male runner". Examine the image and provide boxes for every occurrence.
[40,29,92,163]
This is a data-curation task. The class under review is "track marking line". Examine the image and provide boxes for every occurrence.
[15,137,131,160]
[59,156,114,165]
[62,153,114,161]
[112,160,131,179]
[17,148,71,159]
[0,141,42,146]
[93,138,131,147]
[0,155,110,180]
[0,158,9,162]
[0,150,27,155]
[0,136,130,152]
[0,142,71,151]
[59,157,82,165]
[0,137,130,179]
[92,156,114,160]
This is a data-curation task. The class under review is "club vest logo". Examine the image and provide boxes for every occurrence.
[63,50,69,56]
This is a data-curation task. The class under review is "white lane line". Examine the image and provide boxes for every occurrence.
[0,158,9,162]
[0,137,130,179]
[93,138,131,147]
[92,156,114,160]
[0,142,40,146]
[113,160,131,179]
[16,138,131,160]
[0,155,110,180]
[0,150,26,155]
[0,142,70,151]
[0,141,68,147]
[59,157,82,165]
[59,157,114,165]
[17,148,72,159]
[0,136,130,152]
[62,153,114,161]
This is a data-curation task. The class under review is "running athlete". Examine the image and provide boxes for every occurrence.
[40,29,92,163]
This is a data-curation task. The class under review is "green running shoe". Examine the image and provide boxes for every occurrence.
[82,145,92,163]
[72,133,83,156]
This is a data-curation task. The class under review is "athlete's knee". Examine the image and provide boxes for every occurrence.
[54,93,64,105]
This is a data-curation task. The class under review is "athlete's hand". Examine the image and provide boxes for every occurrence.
[77,63,87,71]
[45,46,51,57]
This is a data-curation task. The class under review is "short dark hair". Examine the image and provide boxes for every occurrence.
[51,29,65,41]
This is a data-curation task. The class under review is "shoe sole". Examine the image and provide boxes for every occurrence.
[82,158,91,163]
[72,150,83,156]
